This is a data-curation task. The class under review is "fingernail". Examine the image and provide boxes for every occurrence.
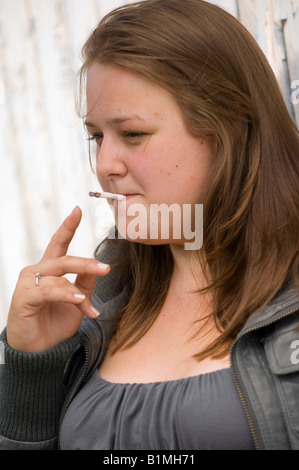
[74,294,86,300]
[90,305,101,317]
[97,263,110,270]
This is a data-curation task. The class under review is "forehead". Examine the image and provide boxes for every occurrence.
[85,62,181,119]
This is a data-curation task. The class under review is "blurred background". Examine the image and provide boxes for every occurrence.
[0,0,298,330]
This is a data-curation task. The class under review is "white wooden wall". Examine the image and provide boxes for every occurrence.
[0,0,299,330]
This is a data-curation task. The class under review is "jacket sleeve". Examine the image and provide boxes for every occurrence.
[0,328,81,450]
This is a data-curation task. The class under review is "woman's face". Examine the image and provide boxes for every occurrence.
[85,63,216,248]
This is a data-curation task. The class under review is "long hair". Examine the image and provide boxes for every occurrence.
[78,0,299,359]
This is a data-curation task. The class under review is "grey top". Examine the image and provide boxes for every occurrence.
[60,367,255,450]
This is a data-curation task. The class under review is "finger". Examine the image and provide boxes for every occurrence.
[75,273,97,298]
[31,273,96,302]
[27,256,110,280]
[17,281,100,319]
[38,273,100,319]
[76,296,101,319]
[15,283,86,311]
[29,274,76,290]
[41,206,82,261]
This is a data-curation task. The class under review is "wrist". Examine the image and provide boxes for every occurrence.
[0,329,81,442]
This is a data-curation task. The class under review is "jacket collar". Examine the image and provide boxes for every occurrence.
[239,282,299,337]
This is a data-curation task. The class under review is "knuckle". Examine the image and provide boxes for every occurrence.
[83,258,93,270]
[18,267,28,280]
[60,276,71,287]
[18,265,35,279]
[40,284,51,297]
[59,255,71,267]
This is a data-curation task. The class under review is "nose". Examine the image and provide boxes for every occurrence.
[96,137,128,180]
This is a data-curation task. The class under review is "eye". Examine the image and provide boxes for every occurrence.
[87,133,103,146]
[87,134,103,173]
[123,132,147,142]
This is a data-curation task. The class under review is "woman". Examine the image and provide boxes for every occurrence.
[1,0,299,450]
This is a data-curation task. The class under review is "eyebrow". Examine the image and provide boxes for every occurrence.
[84,114,145,128]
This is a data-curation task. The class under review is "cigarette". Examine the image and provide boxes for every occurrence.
[89,191,126,201]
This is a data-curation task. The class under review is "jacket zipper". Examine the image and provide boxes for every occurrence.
[230,306,299,450]
[57,338,91,450]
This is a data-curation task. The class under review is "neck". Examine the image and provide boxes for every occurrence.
[169,244,208,293]
[161,244,214,327]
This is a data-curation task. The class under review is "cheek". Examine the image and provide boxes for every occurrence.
[127,145,161,182]
[97,176,109,191]
[140,141,178,177]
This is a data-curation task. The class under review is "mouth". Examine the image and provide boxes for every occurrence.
[122,194,138,200]
[112,191,140,198]
[113,194,139,205]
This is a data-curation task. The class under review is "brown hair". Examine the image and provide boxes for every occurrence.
[78,0,299,359]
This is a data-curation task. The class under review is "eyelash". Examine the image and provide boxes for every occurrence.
[87,134,103,144]
[87,132,147,145]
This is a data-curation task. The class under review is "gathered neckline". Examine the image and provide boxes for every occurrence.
[96,367,231,387]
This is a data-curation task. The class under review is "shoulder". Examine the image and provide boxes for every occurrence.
[242,281,299,334]
[235,281,299,366]
[232,282,299,449]
[261,282,299,375]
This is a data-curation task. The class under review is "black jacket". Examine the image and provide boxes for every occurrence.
[0,243,299,450]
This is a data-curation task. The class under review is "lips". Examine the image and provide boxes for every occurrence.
[123,194,137,199]
[113,192,139,199]
[111,193,140,205]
